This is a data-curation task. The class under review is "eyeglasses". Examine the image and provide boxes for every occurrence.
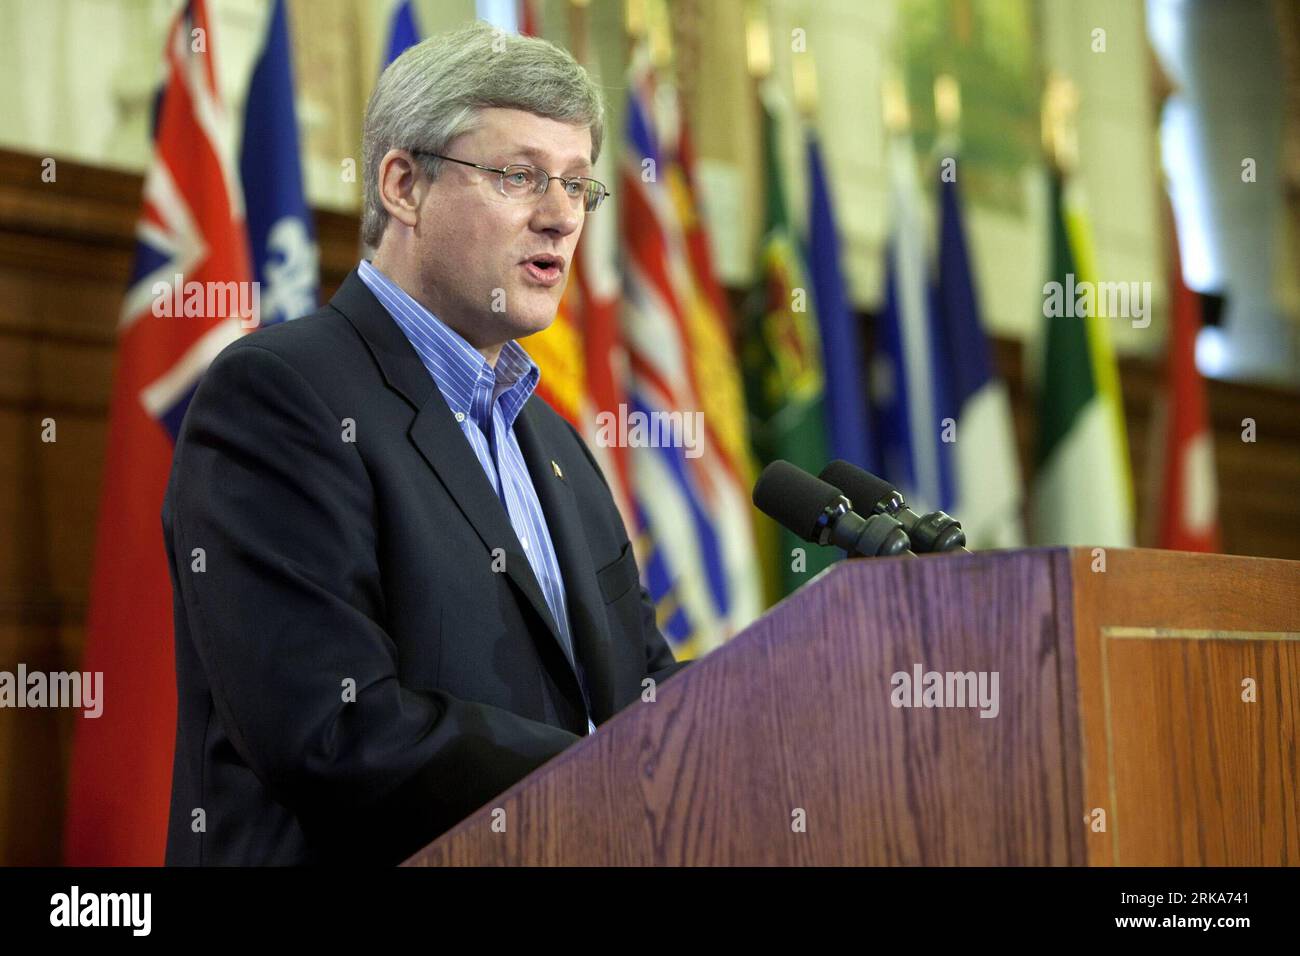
[413,151,611,213]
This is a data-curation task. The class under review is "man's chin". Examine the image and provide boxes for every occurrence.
[508,297,561,339]
[514,311,559,342]
[499,281,563,341]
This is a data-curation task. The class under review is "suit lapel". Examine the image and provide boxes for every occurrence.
[332,270,586,714]
[514,402,616,724]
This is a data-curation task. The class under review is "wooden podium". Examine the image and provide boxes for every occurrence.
[403,548,1299,866]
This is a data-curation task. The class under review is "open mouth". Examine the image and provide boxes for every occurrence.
[522,254,565,287]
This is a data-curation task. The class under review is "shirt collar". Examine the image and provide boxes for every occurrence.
[357,259,540,431]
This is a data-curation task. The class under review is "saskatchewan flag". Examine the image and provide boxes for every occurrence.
[743,86,833,598]
[1031,171,1135,546]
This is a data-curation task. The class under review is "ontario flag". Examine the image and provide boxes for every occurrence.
[63,0,256,865]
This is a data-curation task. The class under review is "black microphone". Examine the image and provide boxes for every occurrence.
[753,460,914,558]
[818,460,969,554]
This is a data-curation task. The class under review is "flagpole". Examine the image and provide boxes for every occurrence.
[1041,71,1079,178]
[882,71,910,136]
[646,0,672,74]
[933,72,961,161]
[792,48,818,122]
[625,0,645,45]
[745,0,771,227]
[744,0,770,81]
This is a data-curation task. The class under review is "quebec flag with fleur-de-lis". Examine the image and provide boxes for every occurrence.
[239,0,319,328]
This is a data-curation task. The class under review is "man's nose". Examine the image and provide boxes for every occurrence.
[530,179,581,235]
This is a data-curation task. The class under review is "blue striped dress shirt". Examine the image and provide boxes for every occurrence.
[357,260,596,735]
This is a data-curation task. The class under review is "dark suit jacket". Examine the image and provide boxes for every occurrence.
[162,268,687,866]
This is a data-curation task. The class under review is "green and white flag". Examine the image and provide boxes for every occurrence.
[1032,173,1135,546]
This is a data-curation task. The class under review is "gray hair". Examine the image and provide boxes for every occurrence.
[361,21,605,247]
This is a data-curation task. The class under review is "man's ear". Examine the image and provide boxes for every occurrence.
[377,149,425,230]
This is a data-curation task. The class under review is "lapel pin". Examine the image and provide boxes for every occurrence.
[551,460,564,479]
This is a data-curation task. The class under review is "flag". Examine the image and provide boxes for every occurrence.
[742,85,833,597]
[932,171,1024,548]
[240,0,318,326]
[1154,204,1219,551]
[677,121,740,344]
[528,294,587,426]
[872,133,953,517]
[1031,172,1134,546]
[384,0,420,66]
[621,45,762,654]
[664,80,763,638]
[804,133,874,473]
[64,0,255,864]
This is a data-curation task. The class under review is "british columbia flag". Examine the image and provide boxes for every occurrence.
[619,45,762,656]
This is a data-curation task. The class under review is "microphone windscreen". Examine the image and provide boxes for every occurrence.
[752,460,846,542]
[818,460,897,513]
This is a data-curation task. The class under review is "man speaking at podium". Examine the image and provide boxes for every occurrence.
[162,23,686,866]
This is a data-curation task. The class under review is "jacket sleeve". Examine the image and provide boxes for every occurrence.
[167,342,579,863]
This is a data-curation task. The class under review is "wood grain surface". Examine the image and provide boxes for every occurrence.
[1069,548,1300,865]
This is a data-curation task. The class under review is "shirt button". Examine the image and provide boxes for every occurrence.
[521,537,529,550]
[454,412,466,423]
